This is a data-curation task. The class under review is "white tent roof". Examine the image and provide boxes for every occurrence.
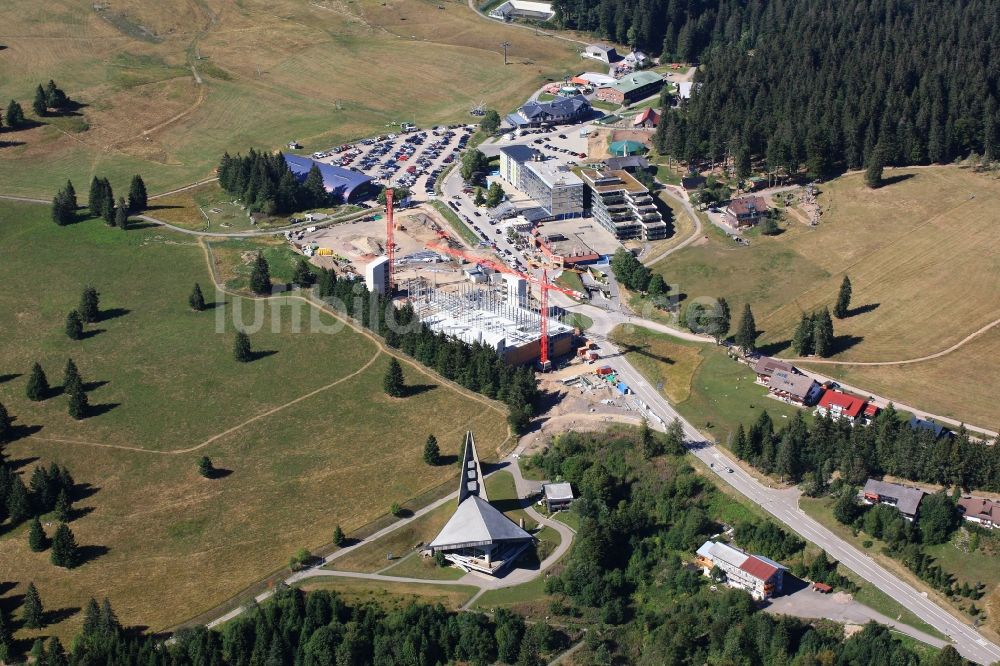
[429,496,533,550]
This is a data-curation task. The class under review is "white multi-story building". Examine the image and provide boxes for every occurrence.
[696,540,785,600]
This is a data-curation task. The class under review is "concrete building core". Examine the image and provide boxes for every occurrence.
[365,256,390,295]
[406,279,574,365]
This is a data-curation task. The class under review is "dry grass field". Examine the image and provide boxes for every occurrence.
[0,0,581,197]
[652,166,1000,426]
[0,201,508,637]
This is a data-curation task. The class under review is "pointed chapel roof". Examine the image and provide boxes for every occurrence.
[458,431,488,505]
[428,496,533,550]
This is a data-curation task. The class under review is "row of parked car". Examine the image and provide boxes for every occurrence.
[531,135,587,159]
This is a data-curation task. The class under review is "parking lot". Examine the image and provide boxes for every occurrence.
[311,124,478,201]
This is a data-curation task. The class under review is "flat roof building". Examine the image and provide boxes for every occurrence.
[489,0,555,21]
[580,168,666,240]
[365,256,390,296]
[429,432,534,575]
[542,482,574,512]
[583,43,620,64]
[498,147,584,219]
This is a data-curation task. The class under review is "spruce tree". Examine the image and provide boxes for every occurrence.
[64,180,77,210]
[834,275,852,319]
[55,489,72,522]
[292,258,315,287]
[734,303,758,353]
[88,176,105,216]
[101,196,115,226]
[249,252,272,295]
[5,99,25,128]
[51,189,75,226]
[81,599,100,637]
[114,197,128,230]
[7,477,31,523]
[383,358,405,397]
[303,164,328,207]
[65,310,84,340]
[26,362,50,401]
[68,388,89,420]
[189,283,206,311]
[63,358,83,397]
[197,456,213,478]
[0,401,9,444]
[0,610,12,664]
[813,307,835,357]
[233,331,253,363]
[423,434,440,465]
[32,84,47,116]
[792,313,814,356]
[127,174,148,211]
[78,286,100,323]
[333,525,345,546]
[28,517,47,552]
[864,156,884,188]
[50,523,80,568]
[46,636,68,666]
[21,582,44,629]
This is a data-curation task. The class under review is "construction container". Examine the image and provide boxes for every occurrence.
[586,351,599,361]
[596,366,614,377]
[616,382,630,395]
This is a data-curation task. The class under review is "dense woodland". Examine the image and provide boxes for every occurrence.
[218,151,332,215]
[313,270,539,432]
[730,406,1000,492]
[553,0,1000,175]
[526,429,966,664]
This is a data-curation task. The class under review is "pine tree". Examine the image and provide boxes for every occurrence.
[233,331,253,363]
[834,275,852,319]
[101,196,115,226]
[65,310,84,340]
[0,401,10,444]
[864,156,884,188]
[189,283,206,311]
[46,636,68,666]
[813,307,835,357]
[292,258,315,287]
[114,197,128,230]
[333,525,346,546]
[423,434,440,465]
[26,362,50,401]
[5,99,26,128]
[383,358,405,397]
[33,84,47,116]
[640,418,658,459]
[63,358,82,397]
[68,388,89,420]
[792,313,814,356]
[21,582,44,629]
[64,180,77,210]
[55,489,72,522]
[51,188,75,226]
[78,286,100,323]
[249,252,272,295]
[81,599,100,637]
[28,517,47,552]
[709,297,731,343]
[128,174,148,211]
[197,456,213,478]
[50,523,80,568]
[303,164,328,208]
[734,303,758,352]
[0,609,12,664]
[88,176,105,216]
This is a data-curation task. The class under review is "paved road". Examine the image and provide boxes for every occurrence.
[587,334,1000,664]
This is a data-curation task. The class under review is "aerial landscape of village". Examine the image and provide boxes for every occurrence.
[1,0,1000,664]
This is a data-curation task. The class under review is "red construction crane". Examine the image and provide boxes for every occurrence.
[385,188,395,293]
[425,242,584,369]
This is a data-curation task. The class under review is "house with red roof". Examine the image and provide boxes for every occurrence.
[632,107,660,128]
[957,496,1000,529]
[814,389,868,423]
[696,540,786,599]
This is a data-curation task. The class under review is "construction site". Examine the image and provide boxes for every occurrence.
[288,190,584,368]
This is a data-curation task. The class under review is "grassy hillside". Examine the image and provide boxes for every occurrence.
[0,0,581,197]
[0,201,508,636]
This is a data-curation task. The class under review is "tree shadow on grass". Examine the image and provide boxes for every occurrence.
[7,423,43,444]
[77,544,110,566]
[0,373,21,384]
[145,204,184,211]
[0,592,25,618]
[0,140,26,148]
[83,379,109,392]
[618,341,676,366]
[404,384,437,398]
[757,339,792,357]
[71,483,100,502]
[127,221,161,230]
[248,350,278,362]
[205,467,233,480]
[848,302,880,317]
[68,505,95,522]
[44,606,81,626]
[392,508,414,519]
[79,328,106,340]
[436,454,459,466]
[879,173,915,187]
[85,402,120,418]
[6,455,40,471]
[98,307,130,322]
[832,335,864,355]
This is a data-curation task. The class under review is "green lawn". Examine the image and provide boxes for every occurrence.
[297,578,479,611]
[474,576,548,609]
[329,502,457,573]
[561,312,594,331]
[381,551,468,580]
[555,270,585,294]
[0,200,509,638]
[428,200,480,246]
[552,510,580,531]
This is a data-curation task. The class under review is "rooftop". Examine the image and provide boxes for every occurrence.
[727,195,769,216]
[768,370,817,400]
[283,154,373,200]
[580,168,648,194]
[602,155,650,171]
[817,390,867,418]
[958,496,1000,524]
[499,144,541,164]
[523,159,584,189]
[862,479,926,516]
[543,482,574,501]
[604,71,664,95]
[754,356,795,377]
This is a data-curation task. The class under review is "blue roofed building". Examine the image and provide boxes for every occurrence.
[283,154,374,202]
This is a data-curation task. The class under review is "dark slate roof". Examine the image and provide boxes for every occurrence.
[682,175,706,190]
[603,156,649,171]
[520,206,551,223]
[862,479,926,516]
[908,416,953,439]
[519,95,590,121]
[283,154,373,200]
[499,145,541,164]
